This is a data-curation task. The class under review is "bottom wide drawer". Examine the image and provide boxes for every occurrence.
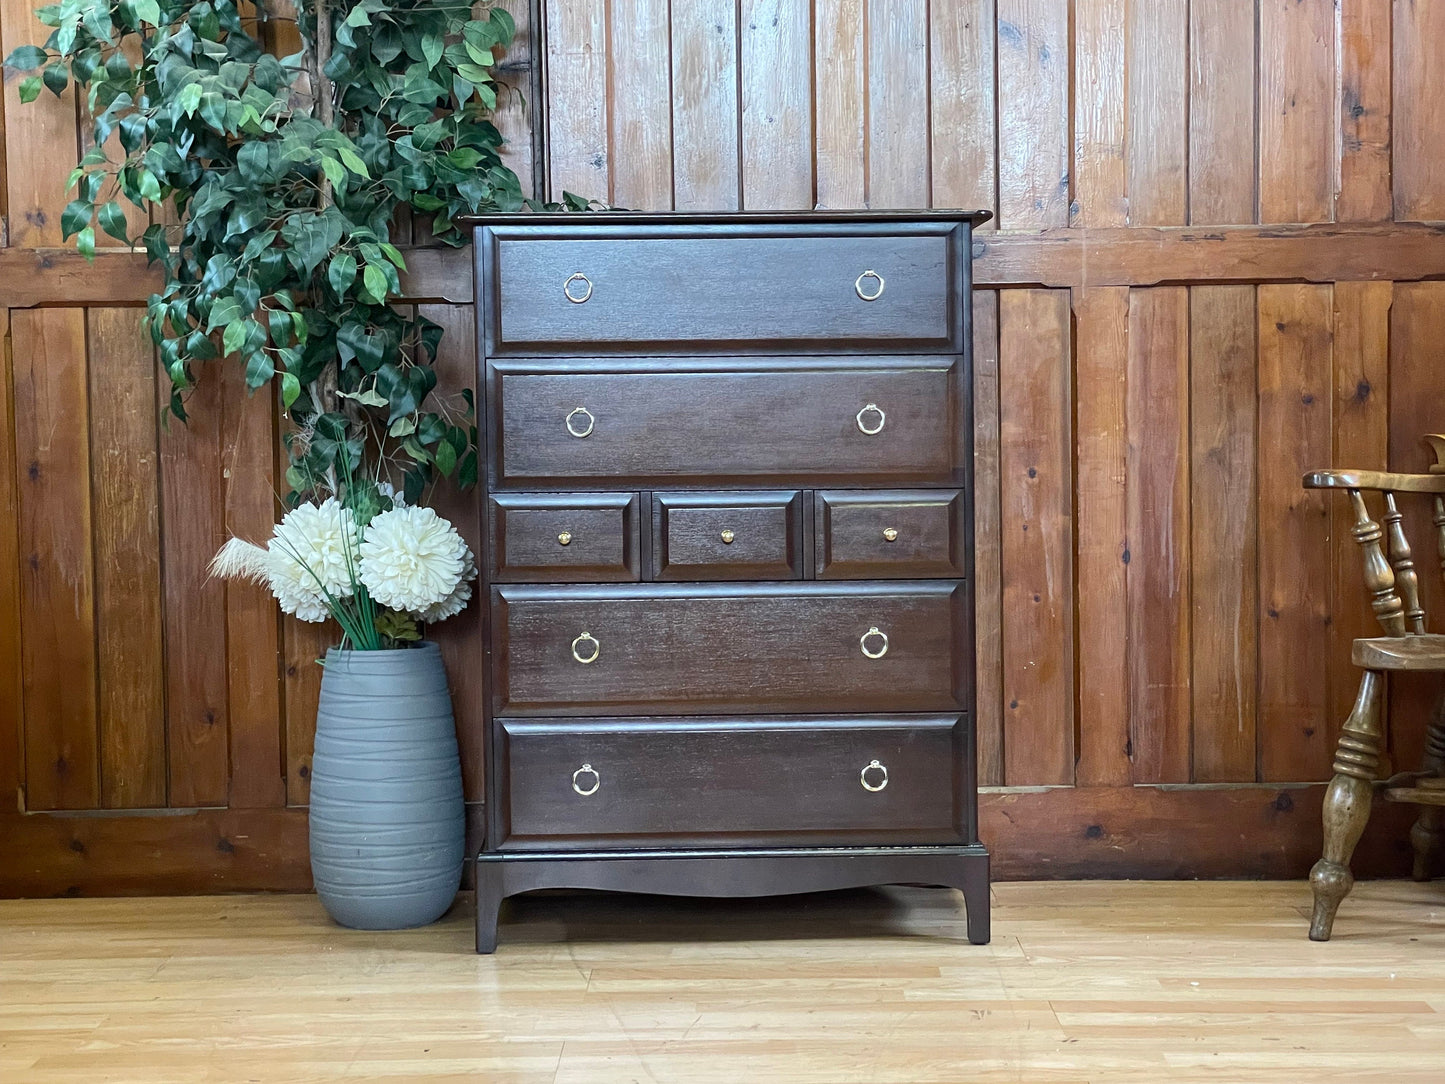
[493,715,970,850]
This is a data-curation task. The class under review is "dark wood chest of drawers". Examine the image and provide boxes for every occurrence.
[465,210,990,952]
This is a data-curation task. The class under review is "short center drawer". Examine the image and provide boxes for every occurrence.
[816,489,966,578]
[652,491,803,580]
[494,715,970,849]
[492,582,971,715]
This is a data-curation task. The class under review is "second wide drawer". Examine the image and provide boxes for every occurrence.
[492,582,970,715]
[493,715,970,849]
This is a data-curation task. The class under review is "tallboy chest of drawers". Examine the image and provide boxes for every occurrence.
[464,210,991,952]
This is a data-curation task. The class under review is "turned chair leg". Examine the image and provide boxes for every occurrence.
[1310,670,1385,941]
[1409,695,1445,881]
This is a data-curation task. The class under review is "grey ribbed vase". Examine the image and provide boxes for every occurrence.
[309,643,464,930]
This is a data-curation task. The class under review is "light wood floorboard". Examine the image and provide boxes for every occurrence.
[3,881,1445,1082]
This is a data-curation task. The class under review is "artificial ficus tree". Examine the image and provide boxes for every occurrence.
[5,0,588,508]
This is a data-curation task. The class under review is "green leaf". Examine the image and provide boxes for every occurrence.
[97,201,128,243]
[421,31,443,70]
[245,351,275,388]
[320,155,346,189]
[361,263,389,304]
[490,6,517,43]
[177,82,202,117]
[388,416,416,437]
[41,61,67,95]
[344,4,370,27]
[222,318,247,357]
[134,0,160,24]
[60,199,92,240]
[136,169,162,203]
[337,146,370,179]
[6,45,47,70]
[327,252,357,295]
[18,76,42,104]
[206,296,243,332]
[76,226,95,259]
[280,371,301,410]
[434,438,457,478]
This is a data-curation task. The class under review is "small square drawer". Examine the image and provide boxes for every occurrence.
[815,489,966,579]
[490,493,640,582]
[652,491,803,580]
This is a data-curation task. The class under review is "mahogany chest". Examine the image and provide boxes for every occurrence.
[466,210,991,951]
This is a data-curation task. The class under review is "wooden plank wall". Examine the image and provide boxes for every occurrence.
[2,0,1444,893]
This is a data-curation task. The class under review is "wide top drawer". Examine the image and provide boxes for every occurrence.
[475,221,972,356]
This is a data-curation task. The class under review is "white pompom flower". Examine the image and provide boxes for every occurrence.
[417,544,478,624]
[266,498,358,621]
[358,506,469,614]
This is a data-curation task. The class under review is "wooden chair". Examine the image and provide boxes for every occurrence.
[1306,434,1445,940]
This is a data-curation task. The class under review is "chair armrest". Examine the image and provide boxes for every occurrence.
[1302,469,1445,493]
[1426,434,1445,474]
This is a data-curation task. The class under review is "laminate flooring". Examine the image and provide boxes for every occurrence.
[3,880,1444,1082]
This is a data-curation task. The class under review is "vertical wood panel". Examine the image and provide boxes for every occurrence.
[544,0,610,200]
[995,0,1069,228]
[1072,0,1127,227]
[1330,281,1391,768]
[1190,285,1259,783]
[1393,0,1445,221]
[999,289,1074,786]
[493,0,538,199]
[815,0,865,209]
[88,308,165,809]
[0,309,21,813]
[1125,287,1192,783]
[419,303,486,804]
[1258,0,1336,224]
[867,0,930,208]
[929,0,995,220]
[671,0,740,210]
[740,0,813,209]
[1073,286,1131,786]
[1125,0,1188,226]
[282,618,330,807]
[1386,282,1445,776]
[1257,283,1334,782]
[610,0,673,209]
[1188,0,1257,224]
[972,291,1003,786]
[220,369,284,809]
[1337,0,1392,222]
[1,0,78,246]
[13,309,98,810]
[159,373,229,807]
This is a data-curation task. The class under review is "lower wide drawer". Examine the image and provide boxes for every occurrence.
[493,715,970,849]
[492,582,971,715]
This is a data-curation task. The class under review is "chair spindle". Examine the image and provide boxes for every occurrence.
[1382,492,1426,635]
[1349,489,1406,638]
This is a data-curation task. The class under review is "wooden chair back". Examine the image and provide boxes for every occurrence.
[1302,434,1445,640]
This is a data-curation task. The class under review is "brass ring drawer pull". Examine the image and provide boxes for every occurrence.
[882,527,899,542]
[860,759,889,792]
[557,531,573,546]
[855,269,885,302]
[720,528,735,544]
[856,403,886,435]
[564,272,593,303]
[565,406,595,438]
[571,631,600,664]
[860,626,890,659]
[572,763,600,796]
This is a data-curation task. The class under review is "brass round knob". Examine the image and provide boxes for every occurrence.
[856,403,885,435]
[855,270,886,301]
[558,531,573,546]
[571,631,600,664]
[572,763,600,796]
[564,272,593,303]
[860,626,890,660]
[882,527,899,542]
[565,406,595,438]
[860,759,889,792]
[720,528,735,544]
